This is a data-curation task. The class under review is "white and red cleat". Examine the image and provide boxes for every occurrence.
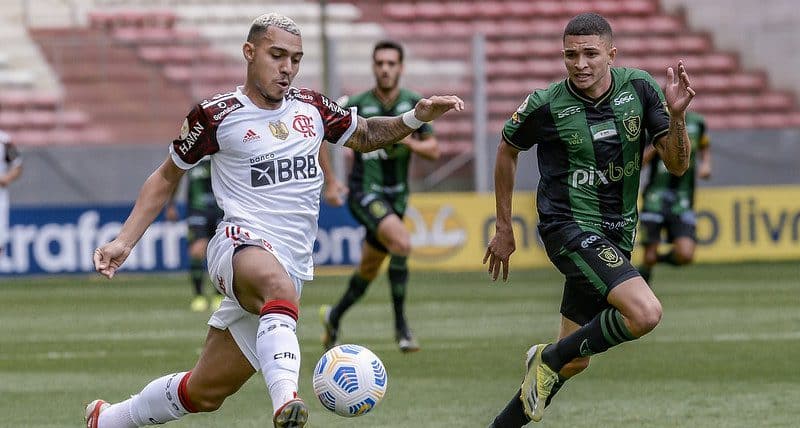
[84,399,109,428]
[273,397,308,428]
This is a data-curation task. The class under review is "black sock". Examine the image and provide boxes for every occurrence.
[190,258,204,296]
[329,273,371,328]
[489,388,530,428]
[388,255,409,332]
[542,308,636,372]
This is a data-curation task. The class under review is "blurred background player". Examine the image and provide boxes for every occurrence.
[166,157,225,311]
[0,129,22,255]
[483,13,694,426]
[319,40,440,353]
[638,110,711,282]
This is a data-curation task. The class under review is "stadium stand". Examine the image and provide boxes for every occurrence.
[0,8,111,146]
[334,0,800,150]
[10,0,800,150]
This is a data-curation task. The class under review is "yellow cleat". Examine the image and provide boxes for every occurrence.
[190,295,209,312]
[520,344,559,422]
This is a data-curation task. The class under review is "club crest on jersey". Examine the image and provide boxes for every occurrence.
[269,121,289,140]
[293,115,316,137]
[597,245,623,268]
[623,115,641,140]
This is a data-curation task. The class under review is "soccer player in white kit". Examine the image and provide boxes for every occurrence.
[88,13,464,428]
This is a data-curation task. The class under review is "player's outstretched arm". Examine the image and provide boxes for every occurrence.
[344,95,464,153]
[655,60,694,176]
[94,156,185,279]
[483,140,520,282]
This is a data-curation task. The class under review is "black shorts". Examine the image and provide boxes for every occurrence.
[187,208,222,242]
[543,231,640,325]
[347,192,405,253]
[639,209,697,245]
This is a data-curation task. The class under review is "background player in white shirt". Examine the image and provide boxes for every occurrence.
[88,12,463,428]
[0,130,22,254]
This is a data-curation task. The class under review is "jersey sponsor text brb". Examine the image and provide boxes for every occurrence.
[169,86,357,279]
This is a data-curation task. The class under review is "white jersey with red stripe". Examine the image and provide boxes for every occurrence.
[169,86,357,280]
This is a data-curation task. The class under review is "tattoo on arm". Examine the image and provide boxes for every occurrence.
[345,116,414,152]
[659,118,690,175]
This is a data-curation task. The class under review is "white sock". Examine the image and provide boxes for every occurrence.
[257,312,301,414]
[99,372,193,427]
[96,398,136,428]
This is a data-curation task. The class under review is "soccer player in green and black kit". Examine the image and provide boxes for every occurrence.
[320,40,440,353]
[166,158,224,311]
[483,13,695,425]
[638,110,711,282]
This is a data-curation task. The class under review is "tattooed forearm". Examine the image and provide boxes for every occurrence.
[658,116,691,176]
[344,116,415,152]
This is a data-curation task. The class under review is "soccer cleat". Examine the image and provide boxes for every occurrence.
[190,295,209,312]
[84,399,109,428]
[211,294,224,311]
[273,397,308,428]
[319,305,338,350]
[520,344,559,422]
[395,327,420,353]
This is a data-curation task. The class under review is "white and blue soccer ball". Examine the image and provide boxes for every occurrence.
[312,344,388,417]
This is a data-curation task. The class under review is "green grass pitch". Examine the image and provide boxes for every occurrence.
[1,262,799,427]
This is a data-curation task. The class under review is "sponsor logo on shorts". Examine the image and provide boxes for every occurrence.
[580,234,600,248]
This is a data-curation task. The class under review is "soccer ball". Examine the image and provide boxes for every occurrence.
[312,344,388,417]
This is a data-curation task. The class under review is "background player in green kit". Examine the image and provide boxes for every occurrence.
[166,158,224,311]
[638,110,711,282]
[320,40,440,353]
[483,13,695,426]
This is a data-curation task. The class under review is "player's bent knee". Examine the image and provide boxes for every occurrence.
[630,301,662,337]
[386,239,411,257]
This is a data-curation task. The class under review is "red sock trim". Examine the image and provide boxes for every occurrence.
[260,299,299,320]
[177,371,198,414]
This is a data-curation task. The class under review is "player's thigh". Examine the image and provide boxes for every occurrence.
[187,327,256,403]
[232,246,297,314]
[358,241,388,280]
[347,192,395,254]
[375,214,410,255]
[546,232,639,323]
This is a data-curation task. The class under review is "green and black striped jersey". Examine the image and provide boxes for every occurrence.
[187,158,217,212]
[344,88,433,197]
[642,111,708,213]
[503,67,670,251]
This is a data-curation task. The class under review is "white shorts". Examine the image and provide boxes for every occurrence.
[205,224,304,370]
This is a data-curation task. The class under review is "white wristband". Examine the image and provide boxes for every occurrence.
[402,110,426,129]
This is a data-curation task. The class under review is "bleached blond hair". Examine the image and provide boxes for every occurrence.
[247,13,301,42]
